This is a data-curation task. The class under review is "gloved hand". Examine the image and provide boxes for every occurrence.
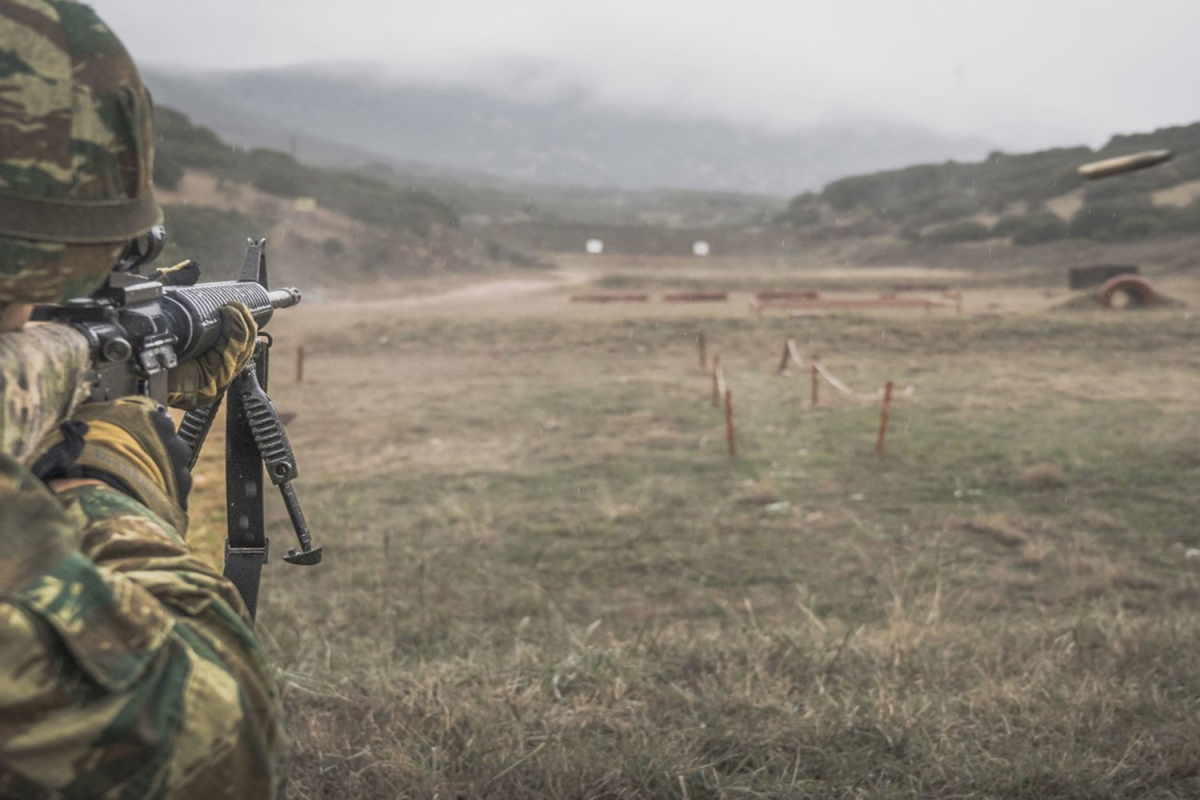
[168,302,258,410]
[30,396,192,535]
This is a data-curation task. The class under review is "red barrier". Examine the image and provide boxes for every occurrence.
[663,292,728,302]
[757,290,820,301]
[1095,274,1156,308]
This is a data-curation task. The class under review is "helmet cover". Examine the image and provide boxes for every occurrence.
[0,0,161,304]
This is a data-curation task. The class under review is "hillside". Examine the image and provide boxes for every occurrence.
[152,97,1200,279]
[152,106,549,287]
[777,122,1200,247]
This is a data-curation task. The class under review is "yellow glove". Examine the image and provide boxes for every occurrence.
[168,303,258,410]
[30,396,192,535]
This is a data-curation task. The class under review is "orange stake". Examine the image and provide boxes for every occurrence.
[725,389,736,458]
[875,380,895,457]
[711,354,721,407]
[810,354,820,407]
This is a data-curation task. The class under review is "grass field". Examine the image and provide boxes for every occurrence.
[190,255,1200,798]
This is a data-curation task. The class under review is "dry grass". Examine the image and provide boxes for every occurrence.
[1018,464,1069,491]
[1152,179,1200,208]
[185,258,1200,798]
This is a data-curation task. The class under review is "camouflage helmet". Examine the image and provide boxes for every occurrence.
[0,0,162,305]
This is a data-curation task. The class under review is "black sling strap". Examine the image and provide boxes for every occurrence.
[222,345,270,620]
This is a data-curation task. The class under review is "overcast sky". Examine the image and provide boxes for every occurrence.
[87,0,1200,152]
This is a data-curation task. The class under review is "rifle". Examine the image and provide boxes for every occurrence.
[30,231,321,621]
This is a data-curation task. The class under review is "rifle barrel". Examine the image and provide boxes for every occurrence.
[268,288,301,310]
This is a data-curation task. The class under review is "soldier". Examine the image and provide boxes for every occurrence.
[0,1,287,797]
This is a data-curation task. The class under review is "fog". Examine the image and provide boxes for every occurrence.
[88,0,1200,151]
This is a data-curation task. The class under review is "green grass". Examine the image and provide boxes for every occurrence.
[221,302,1200,799]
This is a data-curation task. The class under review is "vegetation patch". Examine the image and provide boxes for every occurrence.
[178,287,1200,799]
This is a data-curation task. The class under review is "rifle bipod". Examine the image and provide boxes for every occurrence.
[177,337,322,621]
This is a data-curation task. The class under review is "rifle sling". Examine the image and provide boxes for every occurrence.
[223,356,268,621]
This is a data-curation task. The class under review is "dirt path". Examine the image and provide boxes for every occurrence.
[323,267,593,310]
[392,268,592,306]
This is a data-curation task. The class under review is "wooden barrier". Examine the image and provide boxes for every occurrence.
[757,290,819,301]
[1069,264,1138,290]
[570,293,649,303]
[891,283,951,292]
[663,292,728,302]
[753,297,960,315]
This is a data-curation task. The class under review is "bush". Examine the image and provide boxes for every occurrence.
[154,106,237,172]
[923,219,992,244]
[1163,199,1200,234]
[815,146,1091,226]
[993,212,1067,245]
[1069,195,1171,241]
[153,150,184,191]
[777,193,821,226]
[246,149,312,197]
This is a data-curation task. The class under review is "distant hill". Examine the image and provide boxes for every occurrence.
[142,66,993,200]
[151,106,552,284]
[777,122,1200,246]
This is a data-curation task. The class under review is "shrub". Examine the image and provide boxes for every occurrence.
[1069,195,1171,241]
[923,219,992,244]
[1163,200,1200,234]
[246,149,312,198]
[153,150,184,191]
[777,193,821,226]
[993,212,1068,245]
[154,106,237,172]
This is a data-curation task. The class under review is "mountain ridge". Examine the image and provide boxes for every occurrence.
[142,65,995,198]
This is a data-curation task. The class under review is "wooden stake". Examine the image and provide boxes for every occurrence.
[810,354,820,407]
[724,389,736,458]
[711,354,721,407]
[875,380,895,457]
[776,340,791,374]
[296,345,305,384]
[698,331,707,370]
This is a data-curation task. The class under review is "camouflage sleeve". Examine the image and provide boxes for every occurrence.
[0,454,287,799]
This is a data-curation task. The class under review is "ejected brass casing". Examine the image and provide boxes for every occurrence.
[1078,149,1173,180]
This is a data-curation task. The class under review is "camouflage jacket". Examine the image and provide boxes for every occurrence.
[0,454,288,799]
